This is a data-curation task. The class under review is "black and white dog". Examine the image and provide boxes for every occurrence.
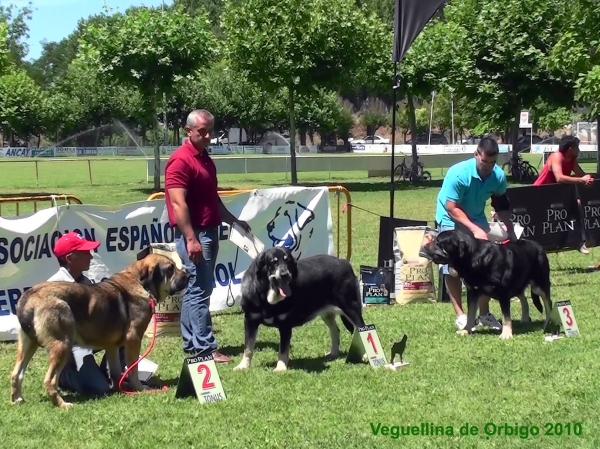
[421,228,553,339]
[234,247,367,371]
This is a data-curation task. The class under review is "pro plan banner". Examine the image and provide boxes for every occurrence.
[0,186,334,341]
[576,180,600,247]
[505,184,582,251]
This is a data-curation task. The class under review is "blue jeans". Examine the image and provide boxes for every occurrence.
[175,227,219,355]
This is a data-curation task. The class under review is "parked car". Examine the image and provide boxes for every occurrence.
[351,134,390,145]
[405,132,448,145]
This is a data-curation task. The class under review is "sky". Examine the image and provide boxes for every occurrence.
[1,0,174,62]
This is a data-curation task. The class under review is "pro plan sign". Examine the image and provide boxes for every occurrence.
[505,184,582,251]
[576,180,600,247]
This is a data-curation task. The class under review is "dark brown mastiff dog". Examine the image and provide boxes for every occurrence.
[10,253,189,409]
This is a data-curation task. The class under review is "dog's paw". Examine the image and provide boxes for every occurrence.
[10,396,24,405]
[362,353,369,363]
[233,362,250,371]
[273,361,288,372]
[325,350,340,361]
[499,330,513,340]
[456,330,470,337]
[59,401,74,409]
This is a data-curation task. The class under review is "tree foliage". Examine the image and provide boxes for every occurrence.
[222,0,389,184]
[78,4,219,189]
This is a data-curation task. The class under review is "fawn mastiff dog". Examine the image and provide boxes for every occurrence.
[10,253,189,408]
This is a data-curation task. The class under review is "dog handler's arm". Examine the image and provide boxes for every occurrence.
[443,176,487,238]
[218,197,252,233]
[491,174,517,241]
[165,158,203,262]
[550,153,590,185]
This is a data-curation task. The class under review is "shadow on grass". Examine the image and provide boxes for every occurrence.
[296,179,444,193]
[219,341,280,357]
[472,318,548,338]
[264,355,332,374]
[0,191,70,198]
[552,266,600,275]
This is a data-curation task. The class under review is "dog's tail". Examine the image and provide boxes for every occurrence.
[530,288,544,314]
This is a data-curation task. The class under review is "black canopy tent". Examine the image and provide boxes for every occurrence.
[389,0,449,217]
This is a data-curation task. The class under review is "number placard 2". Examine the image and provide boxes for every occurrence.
[556,300,580,337]
[346,324,388,368]
[175,353,227,403]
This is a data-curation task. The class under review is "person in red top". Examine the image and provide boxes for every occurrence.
[533,134,593,253]
[165,109,251,363]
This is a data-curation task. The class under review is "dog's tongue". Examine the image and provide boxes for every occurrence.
[279,281,292,298]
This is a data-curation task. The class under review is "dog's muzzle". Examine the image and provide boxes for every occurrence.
[269,268,292,298]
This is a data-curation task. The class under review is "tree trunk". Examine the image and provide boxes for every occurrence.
[288,86,298,185]
[511,107,521,166]
[407,92,419,178]
[152,94,161,191]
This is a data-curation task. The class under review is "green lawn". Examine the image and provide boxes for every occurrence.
[1,156,599,449]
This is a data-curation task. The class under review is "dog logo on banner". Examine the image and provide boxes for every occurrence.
[266,200,315,259]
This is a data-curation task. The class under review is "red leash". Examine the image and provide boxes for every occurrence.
[118,296,168,395]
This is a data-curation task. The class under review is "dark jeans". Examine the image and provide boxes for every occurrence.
[59,346,127,396]
[175,227,219,355]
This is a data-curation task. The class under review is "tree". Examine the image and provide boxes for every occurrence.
[78,4,218,190]
[0,67,46,145]
[0,3,32,66]
[222,0,389,185]
[0,21,8,76]
[442,0,575,162]
[547,0,600,171]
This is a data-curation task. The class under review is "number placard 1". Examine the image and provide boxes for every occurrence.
[175,353,227,403]
[556,300,580,337]
[346,324,388,368]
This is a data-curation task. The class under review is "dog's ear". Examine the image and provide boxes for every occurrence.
[284,249,298,279]
[255,250,269,276]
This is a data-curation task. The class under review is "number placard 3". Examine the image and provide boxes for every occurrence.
[556,301,580,337]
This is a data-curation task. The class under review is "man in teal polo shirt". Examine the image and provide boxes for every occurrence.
[435,137,517,332]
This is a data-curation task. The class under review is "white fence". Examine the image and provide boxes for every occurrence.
[0,143,516,158]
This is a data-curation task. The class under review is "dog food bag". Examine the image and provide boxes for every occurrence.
[142,243,185,338]
[393,226,436,305]
[360,265,393,306]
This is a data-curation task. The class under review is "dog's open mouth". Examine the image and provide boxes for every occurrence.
[270,272,292,298]
[277,279,292,297]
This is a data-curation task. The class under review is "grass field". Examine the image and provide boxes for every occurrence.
[1,155,600,449]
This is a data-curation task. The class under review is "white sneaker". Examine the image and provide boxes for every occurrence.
[478,312,502,330]
[455,314,476,332]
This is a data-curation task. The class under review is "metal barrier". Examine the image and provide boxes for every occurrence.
[0,194,83,216]
[146,186,353,260]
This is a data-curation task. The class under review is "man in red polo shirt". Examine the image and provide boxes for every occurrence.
[533,134,593,254]
[165,109,251,363]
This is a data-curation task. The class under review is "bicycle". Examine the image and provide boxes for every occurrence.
[502,153,539,182]
[394,156,432,182]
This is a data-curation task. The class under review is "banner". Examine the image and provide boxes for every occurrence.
[505,184,582,251]
[0,186,334,341]
[577,180,600,247]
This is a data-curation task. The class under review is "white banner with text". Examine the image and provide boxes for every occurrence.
[0,186,334,341]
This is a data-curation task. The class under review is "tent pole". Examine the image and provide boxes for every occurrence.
[389,62,398,218]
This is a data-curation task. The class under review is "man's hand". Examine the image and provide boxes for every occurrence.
[473,227,488,240]
[186,238,204,263]
[581,174,594,186]
[236,220,251,233]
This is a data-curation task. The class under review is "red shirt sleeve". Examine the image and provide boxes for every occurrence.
[165,156,190,190]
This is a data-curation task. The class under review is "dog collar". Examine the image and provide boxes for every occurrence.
[496,239,510,245]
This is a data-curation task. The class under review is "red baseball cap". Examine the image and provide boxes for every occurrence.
[53,232,100,258]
